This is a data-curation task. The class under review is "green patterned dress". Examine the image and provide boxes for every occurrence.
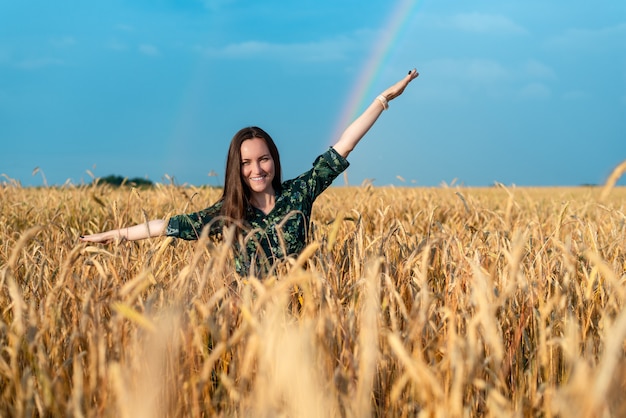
[166,147,349,276]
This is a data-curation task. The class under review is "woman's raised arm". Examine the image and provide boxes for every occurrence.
[332,68,419,159]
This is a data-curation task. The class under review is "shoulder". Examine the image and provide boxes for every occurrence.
[318,147,350,169]
[278,177,303,196]
[170,199,223,222]
[287,148,350,184]
[309,147,350,181]
[277,148,349,201]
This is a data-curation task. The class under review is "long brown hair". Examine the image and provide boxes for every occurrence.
[221,126,282,222]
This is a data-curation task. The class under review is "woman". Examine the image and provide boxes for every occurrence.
[80,69,419,275]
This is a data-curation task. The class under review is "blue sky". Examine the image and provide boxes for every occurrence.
[1,0,625,187]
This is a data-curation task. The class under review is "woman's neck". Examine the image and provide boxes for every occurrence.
[250,190,275,214]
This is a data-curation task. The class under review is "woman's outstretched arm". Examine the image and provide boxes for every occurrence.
[79,219,167,243]
[332,68,419,159]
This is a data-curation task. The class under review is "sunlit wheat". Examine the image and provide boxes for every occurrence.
[1,181,625,416]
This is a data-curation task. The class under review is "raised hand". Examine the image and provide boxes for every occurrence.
[381,68,419,102]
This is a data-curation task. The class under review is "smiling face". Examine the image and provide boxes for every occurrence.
[240,137,276,195]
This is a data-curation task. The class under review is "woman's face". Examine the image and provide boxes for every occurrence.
[240,137,275,195]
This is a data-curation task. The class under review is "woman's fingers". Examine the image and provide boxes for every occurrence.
[79,233,111,244]
[385,68,419,100]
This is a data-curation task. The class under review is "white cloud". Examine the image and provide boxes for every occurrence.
[50,36,77,48]
[413,83,470,104]
[523,59,556,79]
[518,82,551,100]
[15,58,64,70]
[546,22,626,50]
[105,39,128,51]
[195,36,354,62]
[0,48,9,65]
[139,44,160,56]
[419,58,562,102]
[562,90,586,100]
[198,0,235,11]
[425,58,511,83]
[446,12,527,34]
[115,24,135,32]
[0,49,59,70]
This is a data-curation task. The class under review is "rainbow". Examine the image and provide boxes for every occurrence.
[330,0,420,142]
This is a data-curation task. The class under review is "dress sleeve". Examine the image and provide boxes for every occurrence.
[306,147,350,198]
[166,201,224,240]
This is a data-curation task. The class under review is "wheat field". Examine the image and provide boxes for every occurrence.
[1,181,625,417]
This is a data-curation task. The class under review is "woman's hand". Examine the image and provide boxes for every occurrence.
[79,231,120,244]
[381,68,419,102]
[332,68,420,158]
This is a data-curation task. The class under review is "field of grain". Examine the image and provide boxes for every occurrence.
[1,182,625,417]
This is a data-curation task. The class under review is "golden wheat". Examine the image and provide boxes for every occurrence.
[600,159,626,202]
[1,182,625,417]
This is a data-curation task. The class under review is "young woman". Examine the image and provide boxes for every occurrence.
[80,69,419,275]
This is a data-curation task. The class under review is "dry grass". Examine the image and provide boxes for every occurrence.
[1,181,625,417]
